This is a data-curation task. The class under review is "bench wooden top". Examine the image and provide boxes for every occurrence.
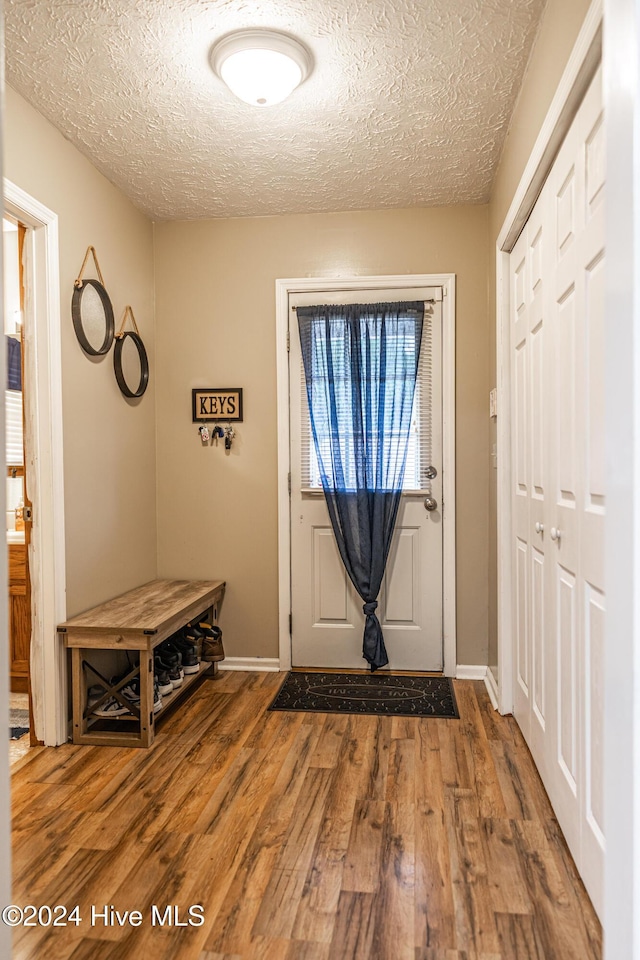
[58,579,225,637]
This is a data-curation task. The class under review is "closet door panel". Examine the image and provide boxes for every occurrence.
[528,194,552,773]
[585,111,605,221]
[514,341,528,498]
[511,231,532,739]
[577,75,606,914]
[531,544,546,728]
[557,564,578,795]
[530,317,545,499]
[584,256,605,506]
[555,287,578,505]
[556,165,577,259]
[548,112,584,863]
[510,192,553,773]
[516,537,529,696]
[584,583,605,843]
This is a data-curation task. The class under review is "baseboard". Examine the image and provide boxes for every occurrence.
[217,657,281,673]
[484,666,499,710]
[456,664,488,681]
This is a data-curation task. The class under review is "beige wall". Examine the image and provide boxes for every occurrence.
[154,205,490,665]
[486,0,593,671]
[4,86,157,616]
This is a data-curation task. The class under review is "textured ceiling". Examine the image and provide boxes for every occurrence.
[5,0,546,220]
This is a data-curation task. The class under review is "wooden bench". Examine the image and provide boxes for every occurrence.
[58,578,226,747]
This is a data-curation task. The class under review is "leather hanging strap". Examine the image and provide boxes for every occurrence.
[116,305,140,339]
[74,245,106,288]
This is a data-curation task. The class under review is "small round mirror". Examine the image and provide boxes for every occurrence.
[71,279,115,356]
[114,332,149,398]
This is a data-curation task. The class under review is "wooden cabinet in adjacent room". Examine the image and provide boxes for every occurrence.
[9,541,31,693]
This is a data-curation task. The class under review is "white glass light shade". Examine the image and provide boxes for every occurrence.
[210,30,312,106]
[220,49,301,106]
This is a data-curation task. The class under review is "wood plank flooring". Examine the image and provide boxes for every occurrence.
[10,674,602,960]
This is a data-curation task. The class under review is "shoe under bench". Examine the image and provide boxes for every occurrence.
[58,578,226,748]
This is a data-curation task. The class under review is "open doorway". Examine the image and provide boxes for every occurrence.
[4,216,34,755]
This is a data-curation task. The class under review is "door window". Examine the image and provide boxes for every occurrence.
[299,300,436,492]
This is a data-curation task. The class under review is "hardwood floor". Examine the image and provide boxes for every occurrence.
[10,674,602,960]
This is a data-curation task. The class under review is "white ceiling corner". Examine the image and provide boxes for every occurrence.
[5,0,547,220]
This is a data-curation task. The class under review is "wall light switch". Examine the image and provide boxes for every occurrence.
[489,388,497,419]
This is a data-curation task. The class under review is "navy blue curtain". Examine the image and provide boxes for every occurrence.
[6,336,21,391]
[297,301,423,670]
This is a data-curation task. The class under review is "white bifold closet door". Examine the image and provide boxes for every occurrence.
[510,66,605,916]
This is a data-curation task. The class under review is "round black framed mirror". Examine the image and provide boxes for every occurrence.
[114,331,149,398]
[71,278,115,356]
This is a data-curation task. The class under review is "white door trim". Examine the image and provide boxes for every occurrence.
[276,273,456,676]
[4,180,67,747]
[495,0,602,715]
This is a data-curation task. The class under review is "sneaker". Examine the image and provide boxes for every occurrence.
[165,635,200,674]
[155,654,183,689]
[199,624,225,662]
[121,676,163,714]
[184,623,206,659]
[154,658,173,696]
[157,644,185,683]
[93,695,131,718]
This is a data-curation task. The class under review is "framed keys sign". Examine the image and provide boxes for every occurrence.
[192,387,243,423]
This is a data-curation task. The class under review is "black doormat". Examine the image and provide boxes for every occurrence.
[268,671,459,719]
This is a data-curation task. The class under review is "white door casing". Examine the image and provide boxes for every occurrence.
[4,181,67,747]
[289,287,443,671]
[508,67,605,916]
[601,0,640,955]
[275,274,456,676]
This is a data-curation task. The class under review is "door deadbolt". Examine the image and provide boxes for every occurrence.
[424,465,438,480]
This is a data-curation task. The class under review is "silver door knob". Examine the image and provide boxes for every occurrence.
[535,522,544,534]
[550,527,561,541]
[424,465,438,480]
[424,495,438,512]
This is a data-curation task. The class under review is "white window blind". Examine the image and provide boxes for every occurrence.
[6,389,24,466]
[299,309,433,492]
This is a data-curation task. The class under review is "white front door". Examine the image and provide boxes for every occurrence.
[289,287,444,671]
[509,67,605,916]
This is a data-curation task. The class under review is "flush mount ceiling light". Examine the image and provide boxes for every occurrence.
[210,29,313,106]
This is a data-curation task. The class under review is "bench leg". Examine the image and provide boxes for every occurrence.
[71,648,85,743]
[139,649,154,747]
